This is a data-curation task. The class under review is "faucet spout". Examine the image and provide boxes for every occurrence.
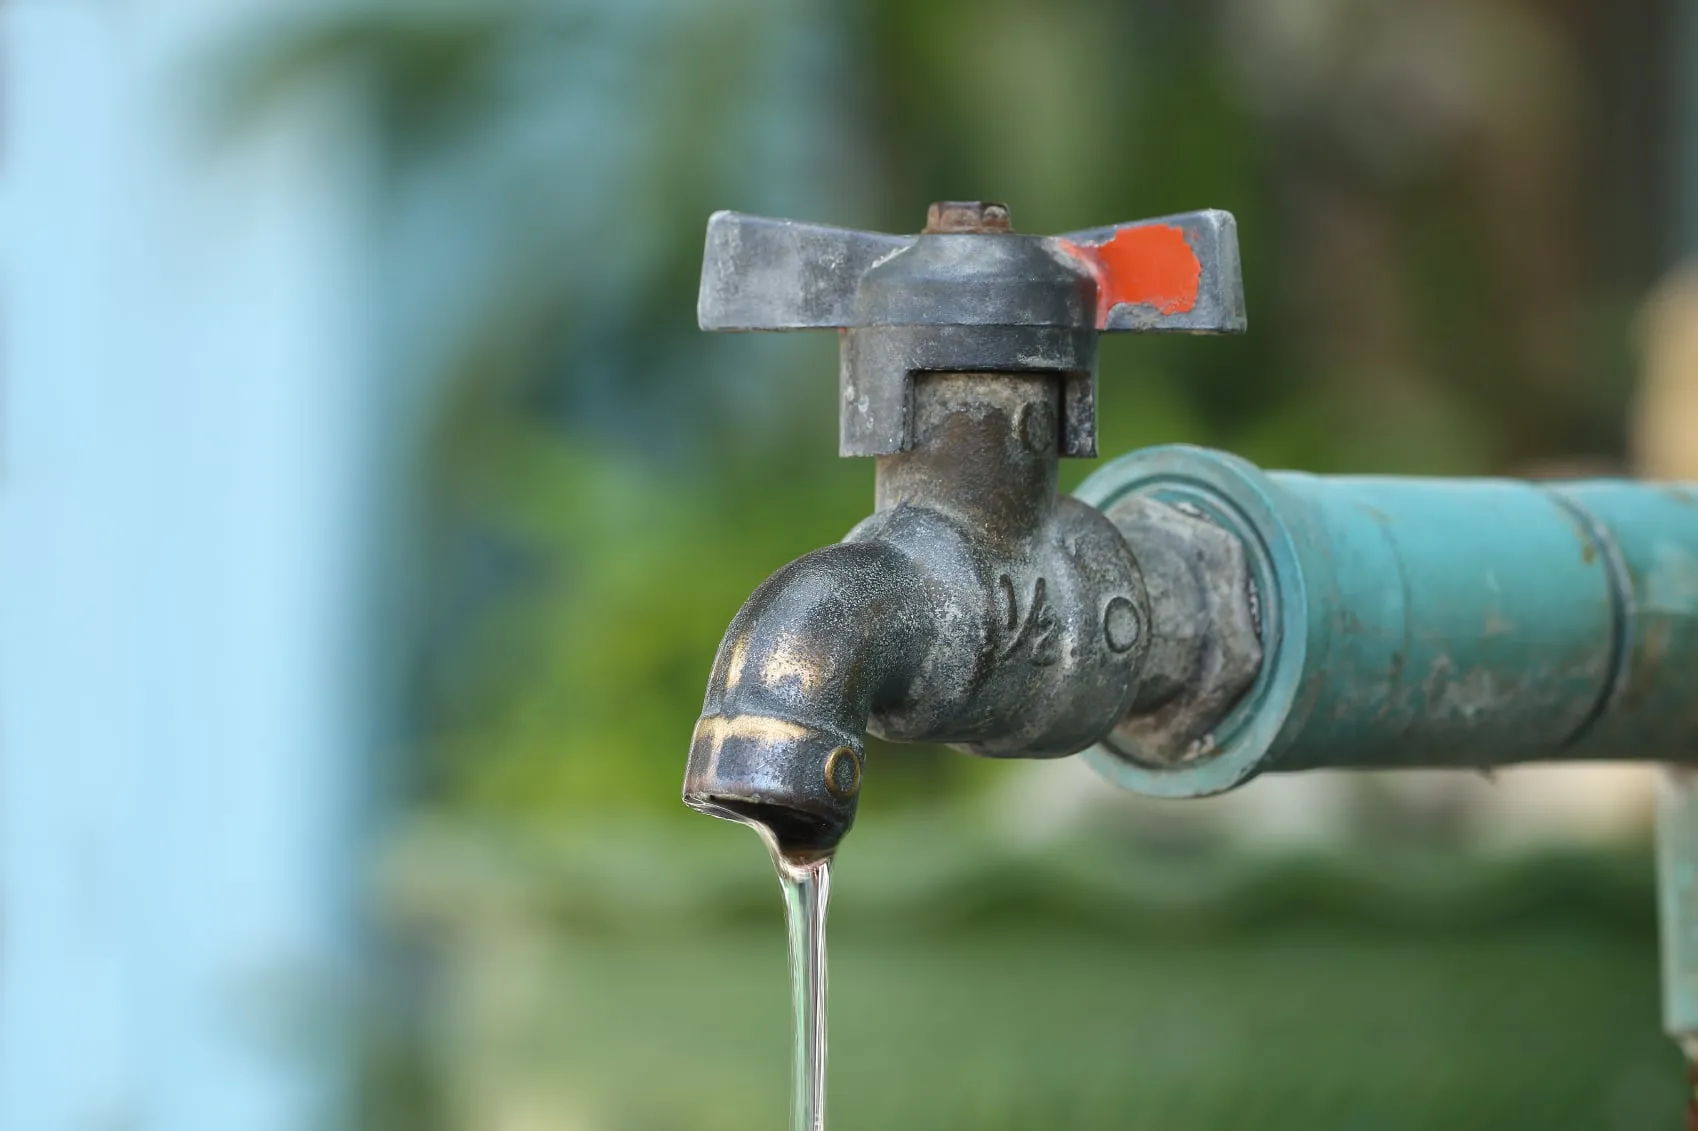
[684,541,937,853]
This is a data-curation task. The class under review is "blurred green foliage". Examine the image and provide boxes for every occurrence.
[231,0,1662,822]
[229,2,1683,1126]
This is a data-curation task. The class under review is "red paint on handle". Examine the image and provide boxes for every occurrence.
[1060,224,1201,327]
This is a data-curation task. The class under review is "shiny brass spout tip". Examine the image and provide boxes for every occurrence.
[683,713,863,854]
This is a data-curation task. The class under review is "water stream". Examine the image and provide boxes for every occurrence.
[770,843,833,1131]
[690,802,835,1130]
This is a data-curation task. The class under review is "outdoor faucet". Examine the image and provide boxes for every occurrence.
[682,202,1259,852]
[684,199,1698,1095]
[685,198,1698,858]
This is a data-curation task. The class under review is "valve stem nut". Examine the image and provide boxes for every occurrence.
[924,201,1012,234]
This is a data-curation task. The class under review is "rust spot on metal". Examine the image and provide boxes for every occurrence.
[1058,224,1203,328]
[1581,540,1597,564]
[924,201,1012,234]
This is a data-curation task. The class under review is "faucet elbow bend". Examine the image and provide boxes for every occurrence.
[683,540,937,852]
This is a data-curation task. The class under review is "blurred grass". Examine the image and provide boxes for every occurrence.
[221,3,1689,1127]
[383,816,1681,1130]
[556,925,1675,1130]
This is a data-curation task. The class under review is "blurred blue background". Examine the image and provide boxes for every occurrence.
[5,0,1698,1128]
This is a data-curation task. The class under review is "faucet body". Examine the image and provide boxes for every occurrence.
[684,203,1257,850]
[859,372,1143,755]
[688,371,1157,849]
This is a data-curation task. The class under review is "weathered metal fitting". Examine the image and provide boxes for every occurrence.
[844,229,1099,455]
[1100,495,1263,764]
[925,200,1011,233]
[1077,444,1698,800]
[687,203,1247,853]
[857,375,1151,757]
[696,205,1245,457]
[840,325,1097,456]
[685,371,1152,853]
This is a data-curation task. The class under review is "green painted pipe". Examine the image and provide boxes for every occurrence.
[1077,445,1698,797]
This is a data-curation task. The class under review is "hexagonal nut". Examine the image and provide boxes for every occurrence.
[1101,495,1264,766]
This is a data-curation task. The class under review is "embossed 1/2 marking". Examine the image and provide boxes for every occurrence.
[998,573,1060,666]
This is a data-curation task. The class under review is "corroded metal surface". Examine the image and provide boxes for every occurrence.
[923,200,1011,233]
[1079,445,1698,797]
[1102,494,1263,763]
[685,204,1249,852]
[687,200,1698,1115]
[696,204,1246,457]
[686,200,1698,856]
[685,373,1152,852]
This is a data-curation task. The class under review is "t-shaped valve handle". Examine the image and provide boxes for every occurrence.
[697,201,1245,456]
